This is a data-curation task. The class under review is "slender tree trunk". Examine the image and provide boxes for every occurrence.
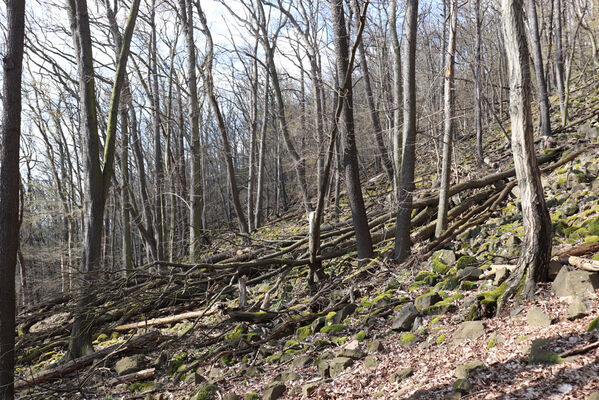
[196,3,249,234]
[247,40,259,233]
[330,0,373,265]
[435,0,457,238]
[474,0,484,165]
[554,0,566,124]
[525,0,552,138]
[499,0,552,311]
[394,0,418,263]
[0,0,25,395]
[390,0,402,199]
[179,0,205,260]
[352,0,393,183]
[254,77,270,229]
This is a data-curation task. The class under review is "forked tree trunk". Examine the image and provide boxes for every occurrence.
[435,0,457,238]
[498,0,552,312]
[394,0,418,263]
[0,0,25,396]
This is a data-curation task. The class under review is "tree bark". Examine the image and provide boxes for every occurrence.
[330,0,373,266]
[553,0,566,125]
[524,0,552,138]
[390,0,402,199]
[435,0,457,238]
[499,0,552,311]
[474,0,484,165]
[394,0,418,263]
[0,0,25,396]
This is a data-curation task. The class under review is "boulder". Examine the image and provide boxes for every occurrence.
[334,303,358,324]
[457,267,483,281]
[391,303,419,331]
[242,366,262,378]
[552,268,599,298]
[567,297,590,320]
[115,354,146,376]
[452,321,485,344]
[208,367,225,382]
[291,355,311,369]
[311,317,326,333]
[262,383,286,400]
[329,357,354,378]
[455,361,485,379]
[547,261,562,281]
[526,307,553,327]
[389,367,413,383]
[302,383,318,397]
[195,383,217,400]
[315,359,329,378]
[363,356,378,370]
[273,371,300,383]
[336,348,365,360]
[453,378,474,394]
[528,339,562,365]
[588,392,599,400]
[368,339,385,353]
[415,292,442,311]
[493,267,509,286]
[222,394,240,400]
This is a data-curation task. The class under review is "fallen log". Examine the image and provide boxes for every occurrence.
[553,242,599,258]
[114,309,218,331]
[107,368,155,386]
[15,331,161,390]
[559,340,599,358]
[559,256,599,272]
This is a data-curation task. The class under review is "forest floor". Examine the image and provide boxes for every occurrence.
[13,81,599,400]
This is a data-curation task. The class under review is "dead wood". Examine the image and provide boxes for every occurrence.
[559,340,599,357]
[107,368,155,386]
[114,308,219,331]
[15,331,161,390]
[553,242,599,257]
[558,256,599,272]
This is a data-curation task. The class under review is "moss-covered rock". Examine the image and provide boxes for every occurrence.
[431,250,455,275]
[296,325,312,341]
[414,271,441,286]
[584,216,599,236]
[587,316,599,332]
[355,330,368,342]
[400,333,416,345]
[225,325,248,344]
[528,339,563,365]
[435,334,447,345]
[195,383,218,400]
[584,235,599,244]
[320,324,346,335]
[456,256,477,270]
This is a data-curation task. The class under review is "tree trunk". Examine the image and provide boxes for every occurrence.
[499,0,552,312]
[524,0,552,138]
[474,0,484,165]
[330,0,373,266]
[554,0,566,125]
[196,2,249,234]
[390,0,402,199]
[254,77,270,229]
[394,0,418,263]
[435,0,457,238]
[0,0,25,395]
[179,0,205,260]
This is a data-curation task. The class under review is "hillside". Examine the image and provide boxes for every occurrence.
[13,81,599,400]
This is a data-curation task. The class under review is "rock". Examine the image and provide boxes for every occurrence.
[411,316,425,332]
[223,394,240,400]
[368,339,385,353]
[455,361,485,379]
[292,355,311,369]
[568,297,590,320]
[434,249,456,265]
[453,378,473,394]
[552,267,599,298]
[457,267,483,281]
[153,351,168,369]
[528,339,563,365]
[329,357,354,378]
[336,348,365,360]
[315,360,329,378]
[547,260,562,281]
[364,356,378,370]
[588,392,599,400]
[311,317,326,333]
[452,321,485,344]
[493,267,509,286]
[302,383,318,397]
[334,303,358,324]
[208,367,225,382]
[195,383,217,400]
[262,383,286,400]
[391,303,419,331]
[526,307,553,327]
[115,354,146,376]
[389,367,413,383]
[456,256,478,270]
[242,366,263,378]
[273,371,300,383]
[562,202,579,216]
[193,370,207,384]
[415,292,442,311]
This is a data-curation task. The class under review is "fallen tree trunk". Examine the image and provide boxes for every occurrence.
[15,331,161,390]
[553,242,599,257]
[107,368,155,386]
[559,256,599,272]
[115,309,219,331]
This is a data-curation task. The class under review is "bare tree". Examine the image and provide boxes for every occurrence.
[394,0,418,263]
[498,0,552,311]
[435,0,457,238]
[330,0,373,265]
[0,0,26,395]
